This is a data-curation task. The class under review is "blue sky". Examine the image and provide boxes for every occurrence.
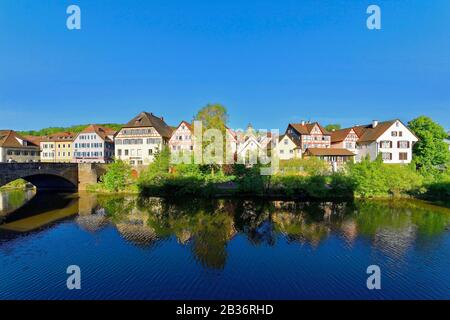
[0,0,449,131]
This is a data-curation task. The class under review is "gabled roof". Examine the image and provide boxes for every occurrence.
[288,122,330,136]
[42,131,76,143]
[330,128,355,143]
[123,112,172,138]
[305,148,355,156]
[79,125,116,142]
[173,121,193,133]
[0,130,39,149]
[279,133,301,147]
[352,120,397,143]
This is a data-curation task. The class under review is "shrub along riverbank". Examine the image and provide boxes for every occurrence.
[89,151,450,201]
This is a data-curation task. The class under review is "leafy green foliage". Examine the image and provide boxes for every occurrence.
[324,124,341,132]
[348,158,423,197]
[99,160,133,192]
[279,158,330,176]
[408,116,450,170]
[19,123,122,136]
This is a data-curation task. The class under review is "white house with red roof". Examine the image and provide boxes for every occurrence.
[73,125,116,163]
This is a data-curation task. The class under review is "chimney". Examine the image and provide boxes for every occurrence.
[301,120,305,126]
[372,120,378,128]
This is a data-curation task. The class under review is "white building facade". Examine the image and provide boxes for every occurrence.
[354,120,418,164]
[73,125,115,163]
[115,112,172,166]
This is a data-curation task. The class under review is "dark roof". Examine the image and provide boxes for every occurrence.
[0,130,40,149]
[288,122,330,136]
[305,148,355,156]
[279,133,301,147]
[124,112,172,138]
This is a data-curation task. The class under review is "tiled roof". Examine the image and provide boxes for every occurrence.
[80,125,116,142]
[279,133,301,147]
[41,132,76,143]
[0,130,39,149]
[352,120,397,143]
[123,112,172,138]
[330,128,354,143]
[289,122,330,135]
[305,148,355,156]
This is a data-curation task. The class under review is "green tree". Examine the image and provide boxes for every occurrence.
[193,103,229,171]
[194,103,229,132]
[140,146,171,181]
[408,116,450,170]
[324,124,341,132]
[100,160,132,192]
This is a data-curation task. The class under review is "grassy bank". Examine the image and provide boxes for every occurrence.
[0,179,33,191]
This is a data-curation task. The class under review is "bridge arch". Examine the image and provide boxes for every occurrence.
[19,173,77,191]
[0,163,78,191]
[0,163,108,191]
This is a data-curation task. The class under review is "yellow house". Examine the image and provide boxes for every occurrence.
[40,132,76,163]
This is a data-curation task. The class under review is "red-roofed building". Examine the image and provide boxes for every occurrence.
[285,121,331,151]
[0,130,40,162]
[73,125,116,163]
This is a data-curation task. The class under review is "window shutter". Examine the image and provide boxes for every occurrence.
[407,141,410,148]
[397,141,400,148]
[390,141,393,148]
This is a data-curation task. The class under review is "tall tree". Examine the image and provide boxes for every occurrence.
[408,116,450,169]
[324,124,341,132]
[194,103,229,131]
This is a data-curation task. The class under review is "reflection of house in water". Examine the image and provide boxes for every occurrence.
[272,212,330,247]
[115,209,158,247]
[340,219,358,245]
[76,209,109,233]
[373,225,417,258]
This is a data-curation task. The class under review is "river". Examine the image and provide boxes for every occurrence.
[0,190,449,299]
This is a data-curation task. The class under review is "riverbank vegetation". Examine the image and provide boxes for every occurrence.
[0,179,31,191]
[88,111,449,201]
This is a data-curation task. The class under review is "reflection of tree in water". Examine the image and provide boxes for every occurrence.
[353,200,450,257]
[139,197,237,269]
[233,200,277,246]
[95,194,450,267]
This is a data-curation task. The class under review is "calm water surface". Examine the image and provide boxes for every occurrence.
[0,190,449,300]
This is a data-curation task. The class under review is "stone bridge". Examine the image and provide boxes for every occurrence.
[0,163,108,191]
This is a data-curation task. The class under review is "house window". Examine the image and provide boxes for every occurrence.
[280,150,284,154]
[290,150,294,154]
[118,149,122,156]
[391,131,398,137]
[382,152,392,161]
[284,139,289,145]
[398,141,410,148]
[380,141,392,149]
[399,152,408,161]
[345,142,353,149]
[149,149,153,155]
[399,131,403,137]
[125,150,129,156]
